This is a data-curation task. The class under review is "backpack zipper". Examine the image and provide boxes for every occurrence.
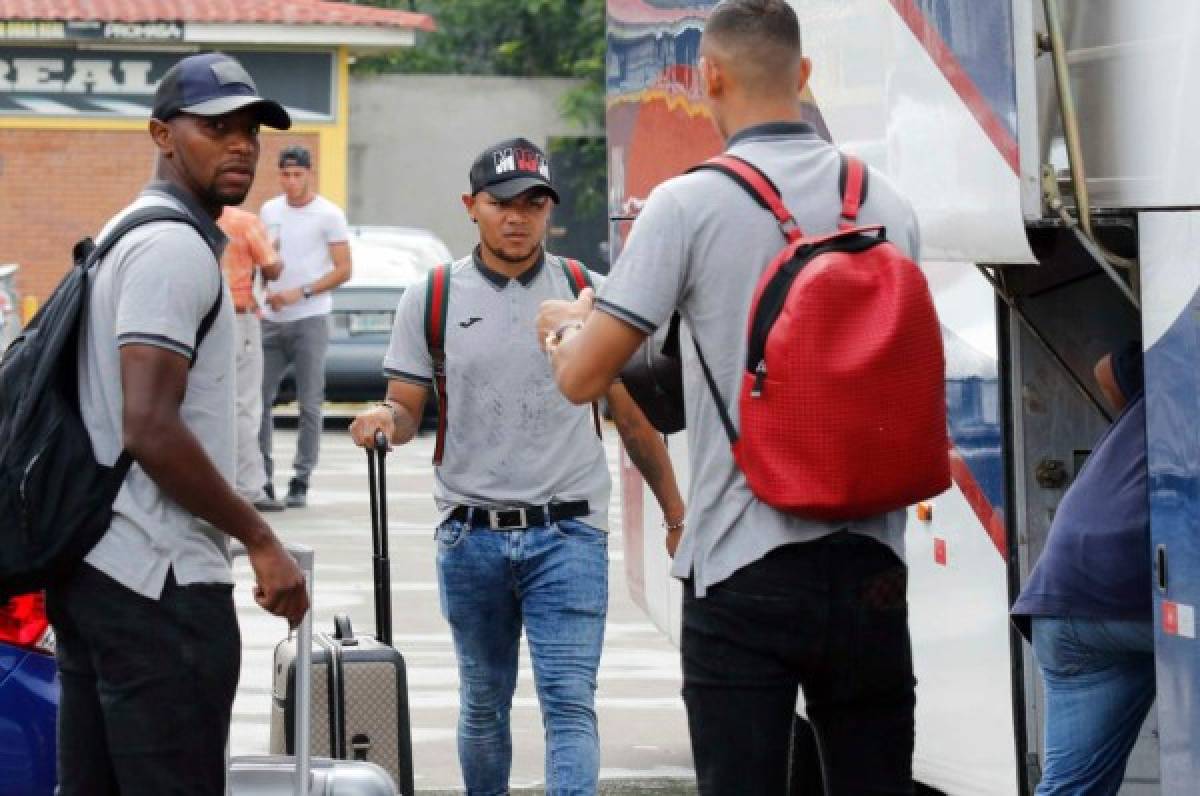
[751,361,767,397]
[19,442,49,536]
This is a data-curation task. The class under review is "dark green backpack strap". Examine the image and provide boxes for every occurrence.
[424,264,452,466]
[556,256,603,439]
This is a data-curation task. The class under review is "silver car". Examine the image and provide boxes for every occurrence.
[273,227,452,406]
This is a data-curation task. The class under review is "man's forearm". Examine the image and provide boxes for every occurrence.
[609,387,685,523]
[384,399,420,446]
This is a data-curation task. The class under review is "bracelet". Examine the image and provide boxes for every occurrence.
[378,401,402,427]
[663,517,685,532]
[552,320,584,345]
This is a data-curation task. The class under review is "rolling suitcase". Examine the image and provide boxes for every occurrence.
[269,434,415,795]
[228,543,397,794]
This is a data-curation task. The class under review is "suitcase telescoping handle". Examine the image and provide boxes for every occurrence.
[227,542,315,796]
[366,431,393,646]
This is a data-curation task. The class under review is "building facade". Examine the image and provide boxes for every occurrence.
[0,1,431,303]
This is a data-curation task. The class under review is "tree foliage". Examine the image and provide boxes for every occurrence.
[359,0,608,215]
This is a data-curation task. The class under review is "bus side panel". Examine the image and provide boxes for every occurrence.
[1140,211,1200,792]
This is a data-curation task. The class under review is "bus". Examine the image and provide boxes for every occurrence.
[608,1,1200,793]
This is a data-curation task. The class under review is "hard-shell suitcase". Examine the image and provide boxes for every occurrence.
[269,435,415,794]
[228,543,397,795]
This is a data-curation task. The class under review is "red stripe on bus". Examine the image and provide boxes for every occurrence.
[888,0,1020,176]
[949,448,1007,558]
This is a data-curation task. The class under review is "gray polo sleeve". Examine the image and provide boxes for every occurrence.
[596,184,687,334]
[382,280,432,387]
[115,225,220,360]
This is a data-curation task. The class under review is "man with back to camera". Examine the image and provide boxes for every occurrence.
[348,137,685,794]
[538,1,923,792]
[216,204,284,512]
[1011,343,1154,795]
[258,145,352,509]
[48,52,308,795]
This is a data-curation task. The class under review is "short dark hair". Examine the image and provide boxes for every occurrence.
[705,0,802,56]
[279,145,312,169]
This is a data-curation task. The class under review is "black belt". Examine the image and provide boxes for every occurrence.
[449,500,590,531]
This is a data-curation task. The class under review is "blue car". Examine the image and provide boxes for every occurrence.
[0,593,58,795]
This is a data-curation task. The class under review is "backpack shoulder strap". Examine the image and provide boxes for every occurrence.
[88,205,218,267]
[689,155,802,242]
[424,264,452,466]
[837,154,869,229]
[89,205,224,369]
[558,257,594,297]
[554,256,604,439]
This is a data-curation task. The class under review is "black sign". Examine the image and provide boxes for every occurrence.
[0,20,184,41]
[0,49,335,119]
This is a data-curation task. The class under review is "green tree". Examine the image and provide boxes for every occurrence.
[359,0,609,244]
[355,0,604,82]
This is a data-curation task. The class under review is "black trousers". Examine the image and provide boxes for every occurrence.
[682,532,916,796]
[46,563,240,796]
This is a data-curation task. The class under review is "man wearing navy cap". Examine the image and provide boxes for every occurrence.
[349,138,684,794]
[47,52,307,795]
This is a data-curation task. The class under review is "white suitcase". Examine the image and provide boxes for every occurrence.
[227,543,397,795]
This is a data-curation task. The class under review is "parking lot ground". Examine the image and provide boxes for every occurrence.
[231,426,697,793]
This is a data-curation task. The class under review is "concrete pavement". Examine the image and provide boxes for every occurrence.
[229,426,697,794]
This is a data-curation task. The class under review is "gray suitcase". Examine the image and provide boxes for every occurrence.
[268,436,415,794]
[228,543,397,795]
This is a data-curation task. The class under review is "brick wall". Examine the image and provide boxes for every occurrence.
[0,129,319,303]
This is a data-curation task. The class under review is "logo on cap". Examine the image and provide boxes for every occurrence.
[493,146,549,179]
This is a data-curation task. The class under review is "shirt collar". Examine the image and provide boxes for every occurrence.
[141,180,228,258]
[472,245,545,289]
[727,121,818,149]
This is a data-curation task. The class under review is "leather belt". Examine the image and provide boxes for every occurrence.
[448,500,590,531]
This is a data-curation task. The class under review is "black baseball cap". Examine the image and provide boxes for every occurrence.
[279,146,313,169]
[469,137,560,203]
[152,53,291,130]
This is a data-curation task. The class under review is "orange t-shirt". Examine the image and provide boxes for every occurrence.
[217,206,275,312]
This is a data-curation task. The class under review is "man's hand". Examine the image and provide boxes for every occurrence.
[666,521,684,558]
[349,405,395,449]
[537,287,595,351]
[266,287,305,312]
[246,534,309,628]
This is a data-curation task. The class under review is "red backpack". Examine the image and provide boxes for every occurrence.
[691,153,951,520]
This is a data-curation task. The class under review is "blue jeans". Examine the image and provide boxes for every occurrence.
[435,518,608,796]
[1031,617,1156,796]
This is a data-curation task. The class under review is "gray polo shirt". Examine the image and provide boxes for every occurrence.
[78,182,236,600]
[383,249,611,530]
[599,122,920,596]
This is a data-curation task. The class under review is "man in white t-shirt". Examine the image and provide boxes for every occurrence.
[258,145,352,508]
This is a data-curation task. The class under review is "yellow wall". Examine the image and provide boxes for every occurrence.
[0,45,352,208]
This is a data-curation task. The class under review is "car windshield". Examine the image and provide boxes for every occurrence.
[345,230,450,289]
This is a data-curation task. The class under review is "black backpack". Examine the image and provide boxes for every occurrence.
[0,206,223,599]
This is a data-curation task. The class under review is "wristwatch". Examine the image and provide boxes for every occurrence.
[302,284,314,300]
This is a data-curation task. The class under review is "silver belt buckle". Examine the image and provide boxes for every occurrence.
[488,507,527,530]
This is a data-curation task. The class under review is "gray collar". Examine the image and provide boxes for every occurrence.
[472,245,545,289]
[141,180,228,257]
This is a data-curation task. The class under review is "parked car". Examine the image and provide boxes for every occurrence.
[0,264,20,354]
[274,226,451,407]
[0,593,58,794]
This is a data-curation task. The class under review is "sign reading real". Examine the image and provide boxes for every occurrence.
[0,58,156,94]
[0,49,335,119]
